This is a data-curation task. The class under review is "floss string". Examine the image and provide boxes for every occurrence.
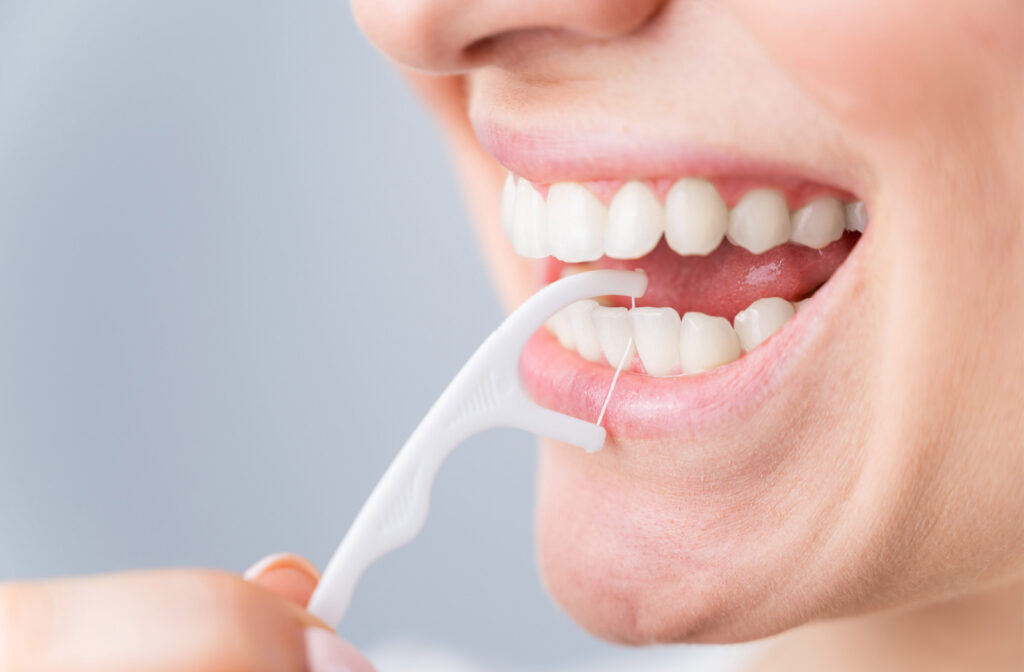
[596,296,635,427]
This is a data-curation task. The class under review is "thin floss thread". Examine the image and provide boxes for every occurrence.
[596,296,635,427]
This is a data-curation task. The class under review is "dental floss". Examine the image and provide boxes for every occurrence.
[596,295,636,428]
[308,270,648,629]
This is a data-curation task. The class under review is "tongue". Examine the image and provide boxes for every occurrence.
[589,233,858,319]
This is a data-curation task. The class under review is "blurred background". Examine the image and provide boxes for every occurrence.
[0,2,743,669]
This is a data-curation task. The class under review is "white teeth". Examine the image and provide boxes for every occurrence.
[629,307,681,377]
[605,181,664,259]
[546,182,607,262]
[551,296,805,374]
[546,307,576,349]
[844,201,867,233]
[728,188,791,254]
[591,306,635,366]
[679,312,741,374]
[567,300,604,363]
[512,179,548,258]
[501,172,517,239]
[664,178,729,256]
[501,174,861,259]
[733,297,796,352]
[790,197,845,249]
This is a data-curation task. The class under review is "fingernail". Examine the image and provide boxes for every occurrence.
[244,552,321,583]
[304,627,375,672]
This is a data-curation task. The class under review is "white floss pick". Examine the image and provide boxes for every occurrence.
[307,269,648,629]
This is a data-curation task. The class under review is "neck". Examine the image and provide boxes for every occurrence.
[751,581,1024,672]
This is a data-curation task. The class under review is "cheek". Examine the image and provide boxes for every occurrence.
[723,0,1013,132]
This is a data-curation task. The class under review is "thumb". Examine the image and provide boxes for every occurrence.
[0,569,372,672]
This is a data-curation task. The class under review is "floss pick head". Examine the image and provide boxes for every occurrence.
[307,269,648,629]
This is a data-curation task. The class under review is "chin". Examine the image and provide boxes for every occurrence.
[534,437,836,646]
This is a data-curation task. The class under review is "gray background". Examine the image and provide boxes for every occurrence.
[0,2,707,669]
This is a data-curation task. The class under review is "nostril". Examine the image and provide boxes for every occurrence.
[353,0,667,74]
[463,33,499,64]
[462,27,584,68]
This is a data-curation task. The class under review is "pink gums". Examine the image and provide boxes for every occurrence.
[544,234,858,320]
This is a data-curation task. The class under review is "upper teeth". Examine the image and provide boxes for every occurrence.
[547,182,607,263]
[844,201,867,233]
[502,174,865,261]
[790,197,846,249]
[605,181,664,259]
[664,178,729,256]
[726,188,791,254]
[511,178,549,258]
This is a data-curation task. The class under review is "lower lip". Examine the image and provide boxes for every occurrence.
[518,235,866,441]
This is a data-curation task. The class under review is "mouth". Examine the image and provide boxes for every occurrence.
[496,157,868,440]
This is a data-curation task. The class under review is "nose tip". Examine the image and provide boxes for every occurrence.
[352,0,665,73]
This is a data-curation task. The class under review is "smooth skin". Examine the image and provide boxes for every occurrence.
[352,0,1024,670]
[0,554,374,672]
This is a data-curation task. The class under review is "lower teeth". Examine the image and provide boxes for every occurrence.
[546,294,805,377]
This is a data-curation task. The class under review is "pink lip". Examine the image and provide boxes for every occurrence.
[477,118,867,442]
[474,121,861,200]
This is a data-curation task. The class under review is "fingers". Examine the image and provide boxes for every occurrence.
[0,570,305,672]
[303,627,376,672]
[0,569,373,672]
[244,553,376,672]
[244,552,321,608]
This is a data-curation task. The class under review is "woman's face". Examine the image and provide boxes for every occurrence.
[353,0,1024,643]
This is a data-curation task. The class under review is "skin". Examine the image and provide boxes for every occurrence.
[0,554,375,671]
[352,0,1024,668]
[2,2,1020,670]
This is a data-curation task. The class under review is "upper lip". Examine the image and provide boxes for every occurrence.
[472,120,860,196]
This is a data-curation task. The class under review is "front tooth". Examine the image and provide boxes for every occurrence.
[512,179,548,258]
[727,188,791,254]
[791,197,845,249]
[567,300,603,363]
[605,181,664,259]
[664,178,728,256]
[629,307,681,377]
[679,312,741,374]
[501,173,517,239]
[546,182,607,262]
[546,307,576,349]
[733,297,796,352]
[844,201,867,233]
[591,306,635,366]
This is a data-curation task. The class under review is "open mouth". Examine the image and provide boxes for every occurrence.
[504,174,865,377]
[500,170,868,437]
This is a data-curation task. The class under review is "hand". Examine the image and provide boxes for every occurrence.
[0,553,374,672]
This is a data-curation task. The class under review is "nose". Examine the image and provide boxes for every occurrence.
[352,0,665,73]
